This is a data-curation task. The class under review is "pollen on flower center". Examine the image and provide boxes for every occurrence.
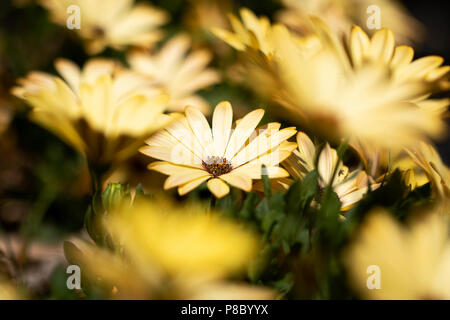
[202,156,233,177]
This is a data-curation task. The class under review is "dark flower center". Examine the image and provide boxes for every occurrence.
[202,156,233,177]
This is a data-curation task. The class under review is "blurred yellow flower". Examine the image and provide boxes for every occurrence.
[212,8,278,57]
[65,199,274,299]
[184,0,232,38]
[349,27,448,83]
[277,0,423,45]
[345,208,450,299]
[39,0,168,54]
[283,132,379,210]
[12,58,172,167]
[140,101,296,198]
[0,281,21,300]
[271,23,446,150]
[128,34,220,114]
[406,141,450,204]
[215,11,448,151]
[107,200,259,279]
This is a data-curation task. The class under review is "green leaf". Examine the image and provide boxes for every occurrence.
[63,241,82,266]
[261,165,272,197]
[239,191,258,220]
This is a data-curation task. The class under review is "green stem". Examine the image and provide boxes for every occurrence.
[19,189,56,268]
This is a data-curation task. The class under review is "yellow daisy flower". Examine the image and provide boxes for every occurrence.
[140,101,297,198]
[277,0,423,45]
[284,132,379,210]
[39,0,168,54]
[184,0,232,39]
[211,8,278,57]
[344,208,450,299]
[215,11,447,151]
[272,23,447,150]
[0,281,21,300]
[12,58,172,167]
[65,199,275,299]
[406,141,450,202]
[107,199,260,279]
[127,34,220,114]
[349,26,450,86]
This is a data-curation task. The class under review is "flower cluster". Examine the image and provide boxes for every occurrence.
[1,0,449,301]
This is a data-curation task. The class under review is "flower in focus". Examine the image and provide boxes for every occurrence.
[12,58,172,167]
[283,132,379,210]
[65,199,275,299]
[39,0,168,54]
[277,0,423,45]
[344,208,450,299]
[128,34,220,114]
[140,101,297,198]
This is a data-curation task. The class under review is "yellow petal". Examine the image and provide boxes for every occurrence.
[232,127,297,167]
[350,26,370,68]
[164,170,210,189]
[207,178,230,198]
[212,101,233,157]
[219,172,252,192]
[235,164,289,180]
[397,56,444,82]
[165,116,206,160]
[390,45,414,70]
[147,161,202,175]
[318,143,338,186]
[185,106,214,156]
[140,144,202,167]
[369,29,395,64]
[224,109,264,160]
[211,28,245,51]
[296,132,316,171]
[178,175,210,196]
[55,58,81,93]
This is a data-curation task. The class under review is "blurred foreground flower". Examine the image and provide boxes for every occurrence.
[277,0,423,45]
[39,0,168,54]
[345,208,450,299]
[65,199,275,299]
[406,141,450,213]
[283,133,379,210]
[0,281,21,300]
[12,58,173,169]
[215,11,448,151]
[184,0,232,39]
[128,34,220,114]
[212,8,278,57]
[140,101,297,198]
